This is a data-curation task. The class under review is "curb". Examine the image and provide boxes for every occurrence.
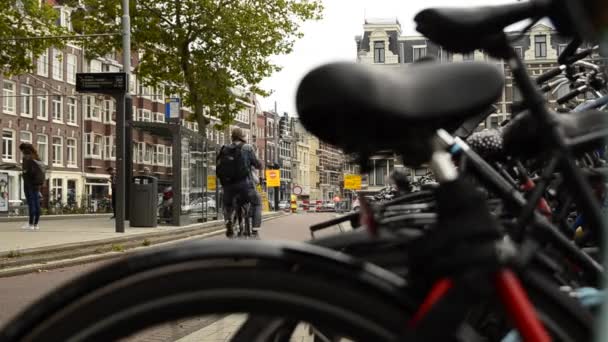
[0,212,285,277]
[0,213,112,223]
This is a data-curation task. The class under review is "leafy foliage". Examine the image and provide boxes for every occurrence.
[0,0,67,76]
[67,0,323,134]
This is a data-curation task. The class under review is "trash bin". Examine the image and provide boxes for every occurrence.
[130,176,158,227]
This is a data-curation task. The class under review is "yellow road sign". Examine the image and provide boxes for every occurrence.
[266,169,280,187]
[207,175,216,191]
[344,174,362,190]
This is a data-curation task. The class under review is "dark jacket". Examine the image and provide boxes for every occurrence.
[22,154,41,187]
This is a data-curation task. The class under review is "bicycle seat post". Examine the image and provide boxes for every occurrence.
[431,130,459,183]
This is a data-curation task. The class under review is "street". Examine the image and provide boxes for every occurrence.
[0,213,337,341]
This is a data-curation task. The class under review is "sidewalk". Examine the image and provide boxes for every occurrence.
[0,212,284,277]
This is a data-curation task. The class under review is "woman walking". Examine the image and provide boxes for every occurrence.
[20,143,44,230]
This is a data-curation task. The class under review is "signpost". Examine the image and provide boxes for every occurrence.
[77,72,128,233]
[76,73,127,92]
[165,98,180,120]
[207,175,216,191]
[265,168,280,211]
[265,169,280,188]
[344,174,362,190]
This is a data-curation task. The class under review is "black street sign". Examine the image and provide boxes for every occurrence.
[76,73,127,93]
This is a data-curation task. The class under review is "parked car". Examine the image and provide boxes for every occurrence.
[185,197,217,212]
[324,202,335,209]
[278,201,290,210]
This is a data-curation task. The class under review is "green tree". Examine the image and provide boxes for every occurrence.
[69,0,323,135]
[0,0,66,76]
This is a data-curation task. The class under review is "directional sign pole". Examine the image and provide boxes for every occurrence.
[115,93,126,233]
[117,0,131,233]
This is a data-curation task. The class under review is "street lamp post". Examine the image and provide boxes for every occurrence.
[114,0,131,233]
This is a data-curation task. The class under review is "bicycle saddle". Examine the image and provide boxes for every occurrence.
[296,61,503,165]
[503,110,608,158]
[414,2,547,53]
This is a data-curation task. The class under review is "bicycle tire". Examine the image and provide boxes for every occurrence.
[0,240,412,342]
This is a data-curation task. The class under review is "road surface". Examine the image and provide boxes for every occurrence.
[0,213,338,341]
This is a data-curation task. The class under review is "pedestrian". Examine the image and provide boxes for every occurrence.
[19,143,45,230]
[107,167,117,219]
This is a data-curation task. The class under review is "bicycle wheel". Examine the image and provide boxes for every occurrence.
[0,240,412,342]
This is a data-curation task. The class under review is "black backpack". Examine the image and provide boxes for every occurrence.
[217,144,249,186]
[31,160,46,185]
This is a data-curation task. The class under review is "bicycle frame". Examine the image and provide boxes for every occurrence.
[403,140,551,342]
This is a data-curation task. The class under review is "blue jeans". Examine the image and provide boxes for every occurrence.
[24,185,41,225]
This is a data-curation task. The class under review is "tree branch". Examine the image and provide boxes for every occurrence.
[139,2,176,29]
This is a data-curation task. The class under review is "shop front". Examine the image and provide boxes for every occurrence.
[47,171,85,213]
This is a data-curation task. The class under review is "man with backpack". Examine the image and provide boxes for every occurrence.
[217,128,262,237]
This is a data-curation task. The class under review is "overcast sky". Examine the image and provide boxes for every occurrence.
[257,0,523,116]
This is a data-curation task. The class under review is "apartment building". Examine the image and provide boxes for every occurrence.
[353,18,584,189]
[318,142,344,201]
[292,120,312,200]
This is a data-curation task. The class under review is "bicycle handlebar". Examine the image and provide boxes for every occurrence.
[535,65,566,85]
[557,85,588,104]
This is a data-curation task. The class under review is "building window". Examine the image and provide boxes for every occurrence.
[374,41,385,63]
[52,136,63,166]
[37,49,48,76]
[166,146,173,167]
[85,96,101,120]
[557,44,568,57]
[66,138,77,167]
[67,54,77,84]
[52,49,64,81]
[21,85,33,117]
[136,109,152,122]
[59,8,72,30]
[514,46,524,59]
[20,131,32,144]
[413,46,427,61]
[103,99,115,123]
[439,48,452,63]
[67,97,77,124]
[2,130,14,162]
[144,144,153,164]
[37,134,48,164]
[489,115,500,128]
[52,95,63,122]
[37,90,48,120]
[19,131,32,160]
[535,35,547,58]
[103,136,115,160]
[89,59,102,72]
[155,145,165,165]
[51,178,63,204]
[2,80,15,114]
[85,133,103,158]
[463,51,475,61]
